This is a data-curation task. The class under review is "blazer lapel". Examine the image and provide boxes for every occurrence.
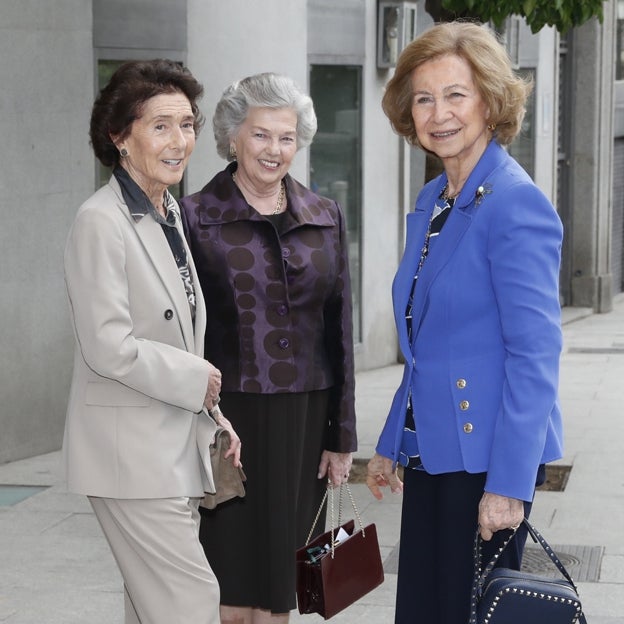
[409,202,472,343]
[393,208,430,360]
[134,214,196,352]
[109,177,196,353]
[402,141,504,347]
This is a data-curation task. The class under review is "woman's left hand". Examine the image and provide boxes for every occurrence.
[213,409,242,468]
[317,451,353,488]
[478,492,525,541]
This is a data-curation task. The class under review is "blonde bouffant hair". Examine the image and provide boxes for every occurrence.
[382,21,532,147]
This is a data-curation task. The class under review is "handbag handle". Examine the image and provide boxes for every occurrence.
[304,484,366,558]
[468,518,587,624]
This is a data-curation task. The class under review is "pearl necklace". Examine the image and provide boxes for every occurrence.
[232,172,286,215]
[273,180,286,214]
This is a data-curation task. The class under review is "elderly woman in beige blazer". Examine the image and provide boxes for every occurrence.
[62,59,240,624]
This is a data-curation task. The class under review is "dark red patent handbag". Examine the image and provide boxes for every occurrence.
[295,484,384,619]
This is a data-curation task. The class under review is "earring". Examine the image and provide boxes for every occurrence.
[120,148,128,158]
[487,123,496,131]
[228,145,237,160]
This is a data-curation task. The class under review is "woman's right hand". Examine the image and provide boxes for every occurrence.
[211,408,242,468]
[366,452,403,500]
[203,363,222,410]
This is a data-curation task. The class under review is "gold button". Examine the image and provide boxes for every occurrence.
[459,400,470,410]
[463,422,473,434]
[456,378,467,389]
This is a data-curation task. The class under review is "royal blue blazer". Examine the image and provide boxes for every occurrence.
[376,141,564,502]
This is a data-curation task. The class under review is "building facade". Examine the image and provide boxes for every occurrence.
[0,0,621,463]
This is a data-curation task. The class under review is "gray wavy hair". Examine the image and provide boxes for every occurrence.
[213,72,317,160]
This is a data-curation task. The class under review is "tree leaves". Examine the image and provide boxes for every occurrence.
[430,0,604,33]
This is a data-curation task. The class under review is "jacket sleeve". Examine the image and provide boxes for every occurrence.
[484,181,563,501]
[64,202,209,413]
[323,202,357,452]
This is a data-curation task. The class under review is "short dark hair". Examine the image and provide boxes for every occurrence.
[89,59,205,167]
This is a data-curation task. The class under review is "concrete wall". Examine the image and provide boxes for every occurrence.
[185,0,310,190]
[93,0,186,56]
[568,10,615,311]
[185,0,401,371]
[357,0,403,369]
[0,1,94,463]
[528,27,559,202]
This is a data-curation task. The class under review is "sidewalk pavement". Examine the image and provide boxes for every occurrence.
[1,296,624,623]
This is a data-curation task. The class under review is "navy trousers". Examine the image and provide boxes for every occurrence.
[394,468,541,624]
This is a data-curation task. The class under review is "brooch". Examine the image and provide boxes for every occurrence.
[475,184,493,206]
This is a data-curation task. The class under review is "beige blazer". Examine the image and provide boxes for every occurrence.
[62,176,216,499]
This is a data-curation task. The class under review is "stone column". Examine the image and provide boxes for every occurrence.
[568,2,616,312]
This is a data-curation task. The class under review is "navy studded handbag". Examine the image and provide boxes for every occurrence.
[469,519,587,624]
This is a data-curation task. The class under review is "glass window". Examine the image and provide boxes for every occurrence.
[508,68,536,178]
[379,5,401,66]
[95,59,185,198]
[309,65,362,342]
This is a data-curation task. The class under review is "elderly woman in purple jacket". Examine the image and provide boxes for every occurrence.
[180,72,356,624]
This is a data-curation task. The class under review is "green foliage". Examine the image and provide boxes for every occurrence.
[437,0,604,33]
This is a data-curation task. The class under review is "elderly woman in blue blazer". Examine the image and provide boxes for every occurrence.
[366,22,564,624]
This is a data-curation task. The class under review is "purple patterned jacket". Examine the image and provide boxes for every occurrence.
[180,164,357,452]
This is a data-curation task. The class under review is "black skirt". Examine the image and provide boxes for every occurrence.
[199,390,329,613]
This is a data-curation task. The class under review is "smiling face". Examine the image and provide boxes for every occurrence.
[410,54,490,172]
[232,106,298,192]
[116,91,196,206]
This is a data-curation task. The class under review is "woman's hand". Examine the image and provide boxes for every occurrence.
[317,451,352,487]
[212,408,242,468]
[478,492,524,540]
[366,452,403,499]
[203,363,222,410]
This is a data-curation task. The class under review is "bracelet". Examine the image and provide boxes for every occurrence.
[208,404,222,420]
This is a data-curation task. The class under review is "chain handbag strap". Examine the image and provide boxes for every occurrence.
[305,489,328,546]
[304,484,366,559]
[468,518,586,624]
